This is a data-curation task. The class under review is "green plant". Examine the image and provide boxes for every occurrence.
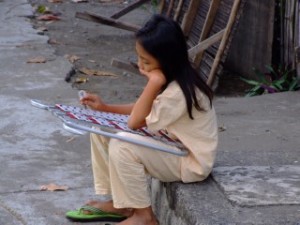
[240,65,300,97]
[141,0,159,13]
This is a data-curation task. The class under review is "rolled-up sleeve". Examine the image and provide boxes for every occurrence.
[146,83,186,131]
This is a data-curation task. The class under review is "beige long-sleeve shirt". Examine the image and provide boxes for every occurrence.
[146,81,218,182]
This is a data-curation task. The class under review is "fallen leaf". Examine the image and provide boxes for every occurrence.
[65,54,80,63]
[218,125,227,132]
[36,5,51,14]
[88,60,96,63]
[79,67,118,76]
[48,38,61,45]
[37,14,60,21]
[40,183,69,191]
[37,26,48,32]
[27,56,47,63]
[74,77,89,84]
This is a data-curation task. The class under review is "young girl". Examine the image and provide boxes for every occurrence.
[66,14,218,225]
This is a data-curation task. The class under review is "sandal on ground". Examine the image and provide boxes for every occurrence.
[66,205,127,222]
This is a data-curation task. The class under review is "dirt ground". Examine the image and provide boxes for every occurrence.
[28,0,247,102]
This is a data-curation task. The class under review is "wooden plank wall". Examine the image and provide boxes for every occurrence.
[224,0,275,79]
[295,0,300,78]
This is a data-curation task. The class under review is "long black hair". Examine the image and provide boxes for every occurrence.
[135,14,213,119]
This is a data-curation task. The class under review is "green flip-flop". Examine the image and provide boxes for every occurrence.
[66,205,127,222]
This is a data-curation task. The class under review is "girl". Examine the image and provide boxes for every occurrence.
[66,14,218,225]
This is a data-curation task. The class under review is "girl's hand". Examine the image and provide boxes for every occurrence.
[80,93,106,111]
[139,68,166,87]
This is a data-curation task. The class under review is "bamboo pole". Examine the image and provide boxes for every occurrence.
[284,0,290,66]
[207,0,241,86]
[289,0,296,67]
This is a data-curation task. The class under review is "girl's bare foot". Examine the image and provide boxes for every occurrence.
[117,207,158,225]
[83,200,133,217]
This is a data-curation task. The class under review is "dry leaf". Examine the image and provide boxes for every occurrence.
[74,77,89,84]
[37,26,48,32]
[35,5,51,14]
[40,183,69,191]
[48,38,61,45]
[27,56,47,63]
[37,14,61,21]
[88,60,96,63]
[65,54,80,63]
[218,125,227,132]
[79,67,118,76]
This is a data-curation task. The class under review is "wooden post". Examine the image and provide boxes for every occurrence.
[166,0,175,17]
[181,0,202,36]
[174,0,184,21]
[207,0,241,86]
[158,0,165,14]
[194,0,221,67]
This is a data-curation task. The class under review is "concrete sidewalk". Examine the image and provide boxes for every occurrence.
[152,92,300,225]
[0,1,300,225]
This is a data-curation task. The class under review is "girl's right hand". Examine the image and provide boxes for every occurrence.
[80,93,106,111]
[139,68,166,87]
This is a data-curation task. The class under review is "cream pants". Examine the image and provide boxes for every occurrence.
[90,132,182,209]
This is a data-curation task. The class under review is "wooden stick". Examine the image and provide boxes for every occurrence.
[188,29,225,59]
[75,12,140,32]
[111,58,140,75]
[174,0,184,21]
[181,0,202,36]
[111,0,150,19]
[207,0,241,86]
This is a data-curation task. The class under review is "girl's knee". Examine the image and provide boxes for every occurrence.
[108,138,139,163]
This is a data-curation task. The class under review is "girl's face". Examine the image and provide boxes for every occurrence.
[135,41,160,72]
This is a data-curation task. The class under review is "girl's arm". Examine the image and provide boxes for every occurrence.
[128,69,166,129]
[80,93,134,115]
